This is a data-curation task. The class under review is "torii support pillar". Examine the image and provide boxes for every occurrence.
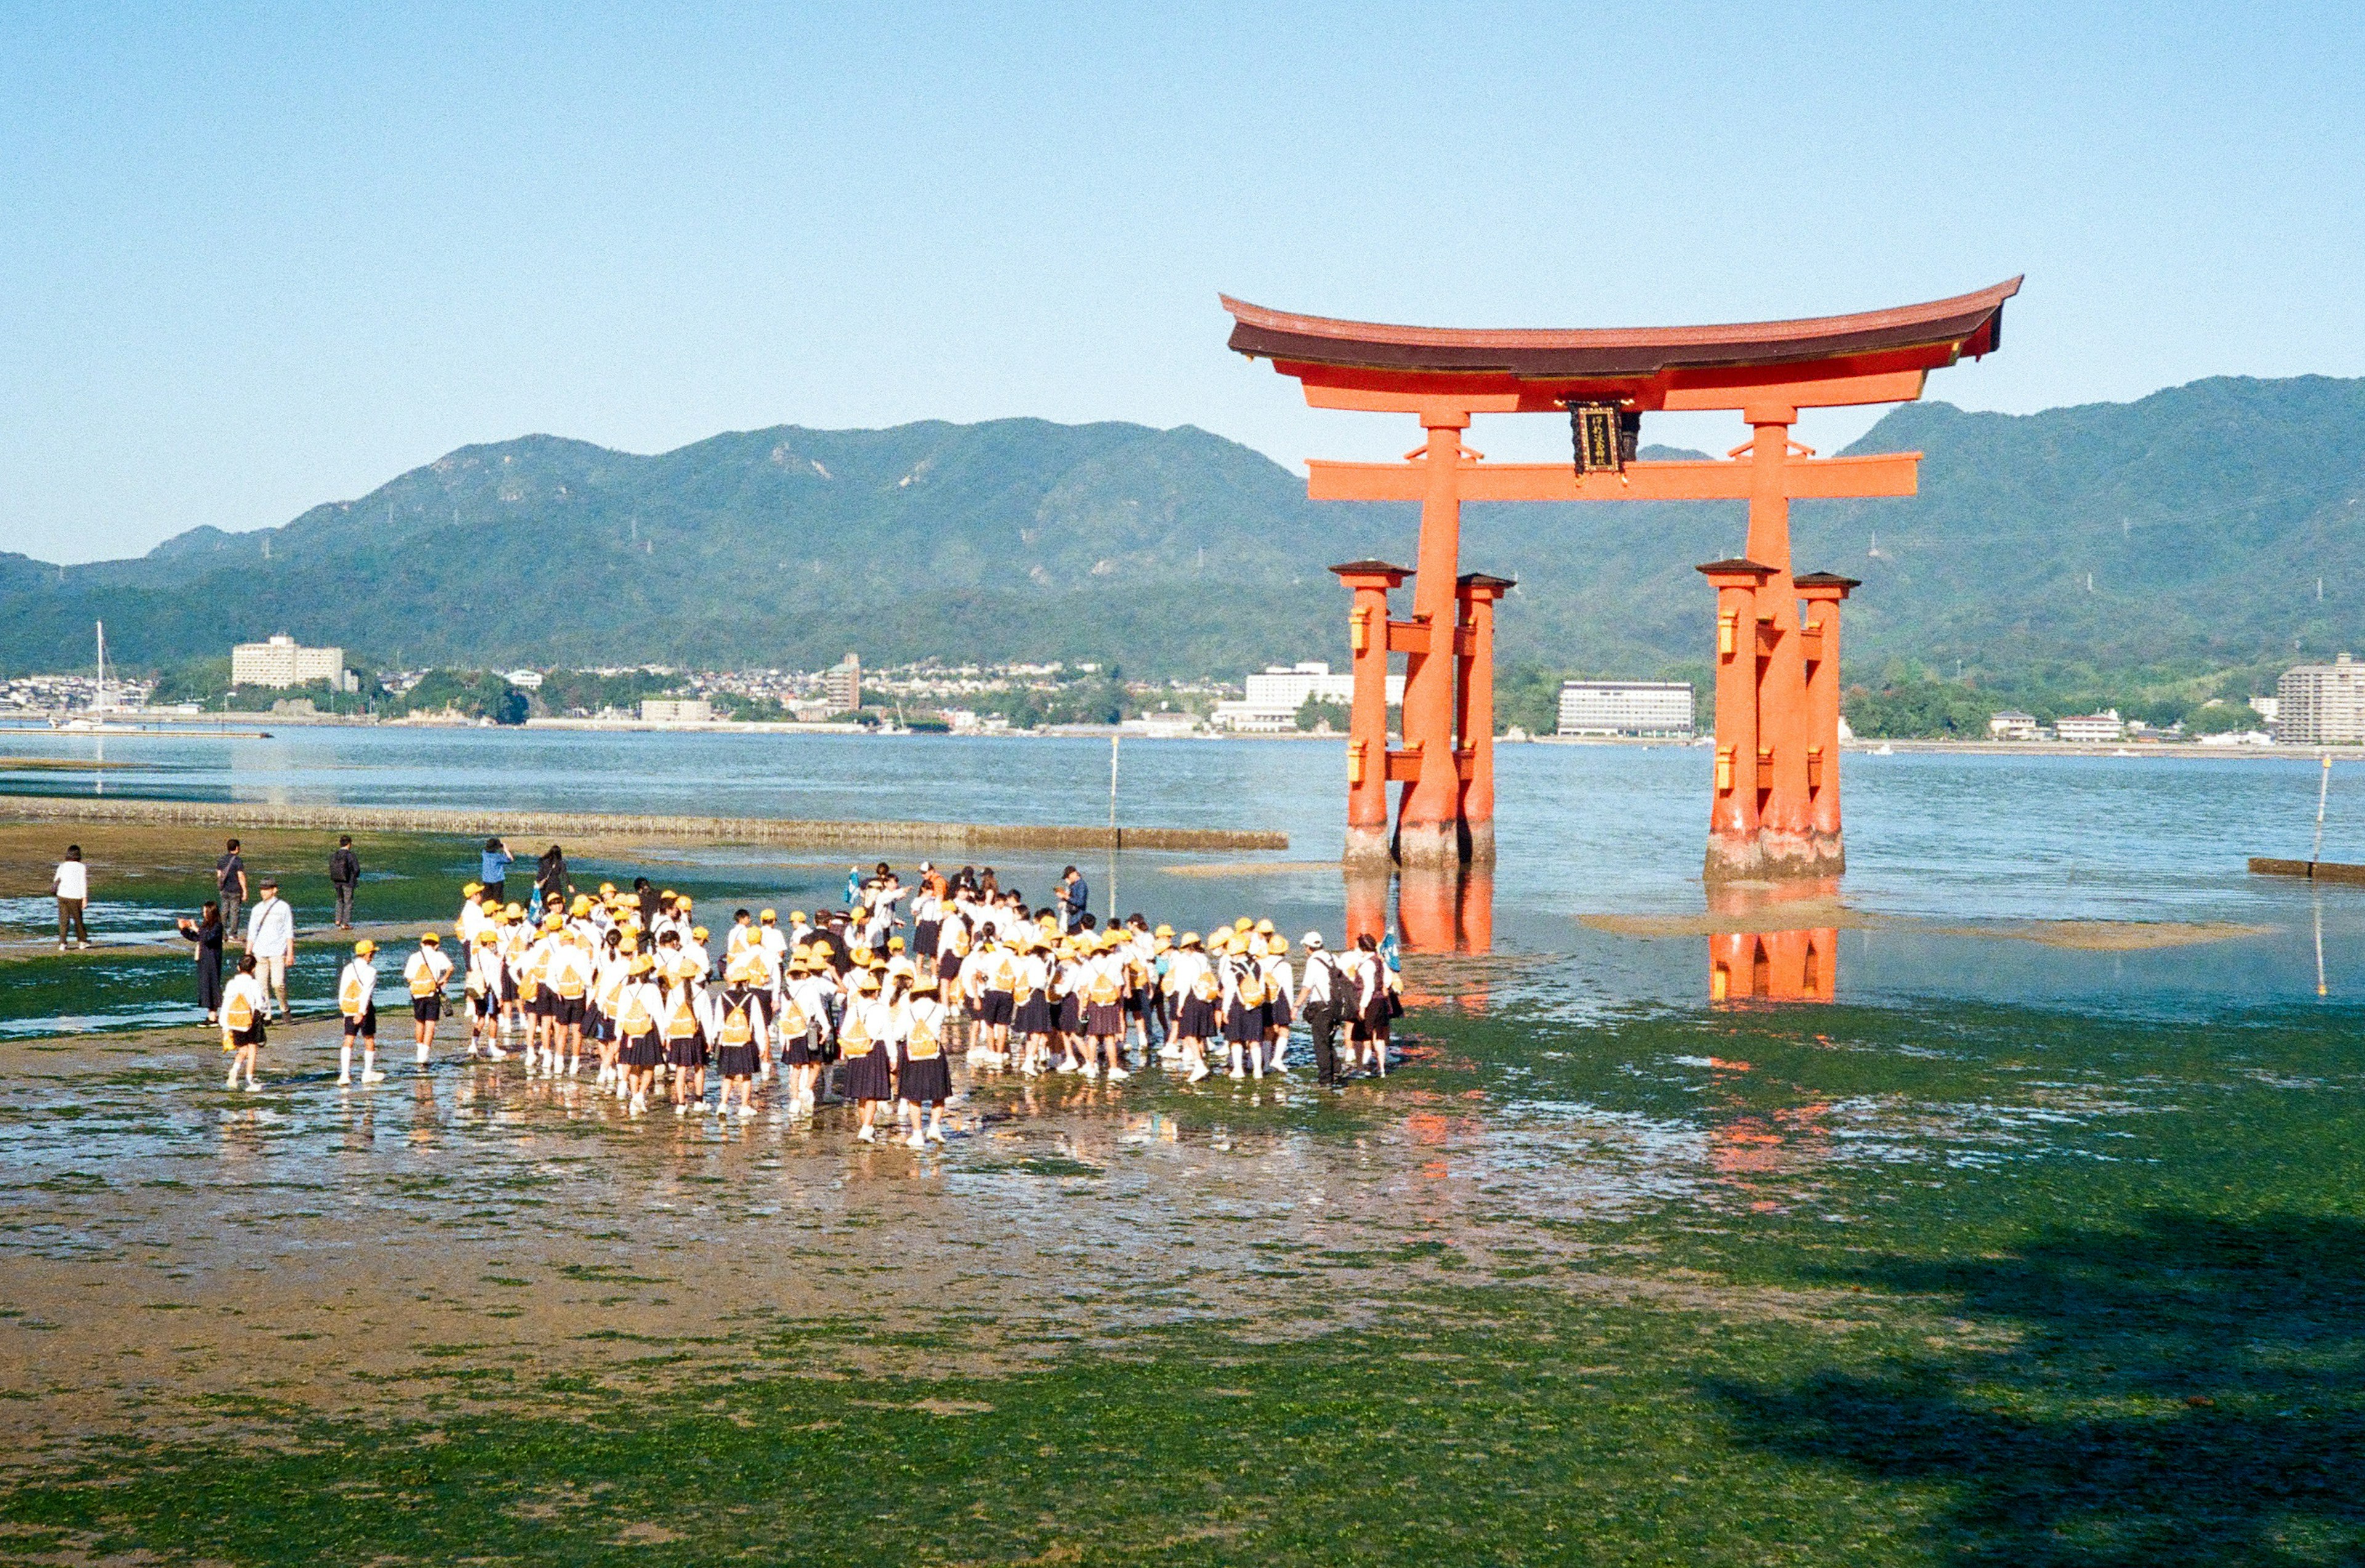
[1795,573,1861,869]
[1699,560,1772,876]
[1332,560,1411,868]
[1455,573,1514,867]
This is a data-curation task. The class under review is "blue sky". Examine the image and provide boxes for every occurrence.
[4,1,2362,562]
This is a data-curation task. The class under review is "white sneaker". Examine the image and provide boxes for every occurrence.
[674,1101,687,1117]
[243,1080,262,1093]
[857,1125,875,1143]
[1187,1064,1209,1084]
[926,1125,945,1142]
[361,1070,386,1085]
[337,1074,352,1086]
[1081,1062,1100,1079]
[1229,1067,1246,1080]
[224,1075,239,1091]
[736,1103,756,1120]
[1108,1067,1130,1081]
[629,1094,647,1115]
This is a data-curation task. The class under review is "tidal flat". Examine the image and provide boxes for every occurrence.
[3,983,2361,1563]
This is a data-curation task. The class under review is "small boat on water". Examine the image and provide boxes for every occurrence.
[1873,743,1894,756]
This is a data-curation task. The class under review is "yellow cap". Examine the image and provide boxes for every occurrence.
[599,881,616,895]
[1154,924,1173,937]
[419,931,440,944]
[790,910,807,922]
[692,926,708,940]
[761,909,777,921]
[887,937,905,952]
[504,902,524,918]
[462,882,482,895]
[1234,916,1253,932]
[353,939,376,955]
[1255,918,1275,934]
[476,931,496,944]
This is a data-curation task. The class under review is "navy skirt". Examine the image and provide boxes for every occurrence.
[620,1030,661,1068]
[841,1047,894,1102]
[715,1043,759,1078]
[1177,996,1217,1038]
[1056,994,1081,1033]
[900,1054,952,1104]
[1013,996,1052,1035]
[666,1031,707,1069]
[1085,1001,1124,1035]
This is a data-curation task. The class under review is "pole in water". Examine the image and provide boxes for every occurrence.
[1107,734,1120,910]
[2313,753,2332,867]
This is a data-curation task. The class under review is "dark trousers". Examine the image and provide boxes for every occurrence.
[220,892,242,944]
[57,897,87,945]
[1305,1002,1340,1086]
[483,879,505,908]
[333,883,355,927]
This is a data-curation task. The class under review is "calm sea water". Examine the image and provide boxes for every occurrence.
[4,727,2363,1017]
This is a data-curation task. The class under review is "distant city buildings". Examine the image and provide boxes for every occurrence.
[1987,710,2041,740]
[1556,680,1696,738]
[823,652,862,714]
[232,634,354,691]
[2054,709,2126,744]
[1212,661,1403,733]
[503,669,544,690]
[2275,655,2365,744]
[639,698,713,724]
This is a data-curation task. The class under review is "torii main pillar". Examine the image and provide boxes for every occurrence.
[1222,278,2018,880]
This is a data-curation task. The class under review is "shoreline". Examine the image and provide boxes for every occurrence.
[0,796,1288,852]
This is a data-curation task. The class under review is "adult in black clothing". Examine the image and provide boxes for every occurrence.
[177,901,226,1024]
[634,876,661,932]
[535,844,568,908]
[328,835,360,930]
[214,839,247,942]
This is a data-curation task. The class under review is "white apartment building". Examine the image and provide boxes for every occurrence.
[639,698,714,724]
[823,653,862,714]
[1988,710,2041,740]
[230,634,351,690]
[2276,655,2365,744]
[1555,680,1696,738]
[2054,709,2126,744]
[1211,661,1405,732]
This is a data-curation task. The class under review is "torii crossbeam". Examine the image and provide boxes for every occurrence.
[1223,277,2019,880]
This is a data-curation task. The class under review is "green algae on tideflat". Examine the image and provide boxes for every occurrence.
[3,988,2363,1562]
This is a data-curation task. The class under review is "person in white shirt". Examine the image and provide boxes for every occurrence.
[402,932,453,1064]
[1295,932,1344,1088]
[219,954,270,1092]
[52,846,89,951]
[336,939,384,1086]
[1261,936,1295,1074]
[243,878,296,1021]
[466,931,506,1058]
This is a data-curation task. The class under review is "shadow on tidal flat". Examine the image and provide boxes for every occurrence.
[1711,1210,2365,1566]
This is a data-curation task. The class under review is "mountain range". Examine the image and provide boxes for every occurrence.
[4,374,2362,688]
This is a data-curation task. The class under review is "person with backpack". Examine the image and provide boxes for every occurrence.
[402,932,453,1067]
[711,955,767,1120]
[1296,933,1343,1089]
[337,939,384,1086]
[896,971,953,1147]
[220,954,269,1092]
[327,836,361,931]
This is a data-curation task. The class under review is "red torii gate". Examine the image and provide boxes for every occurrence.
[1221,278,2018,881]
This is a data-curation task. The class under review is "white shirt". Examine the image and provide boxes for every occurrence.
[403,947,453,993]
[338,958,378,1013]
[52,860,87,901]
[1299,949,1338,1007]
[246,896,294,959]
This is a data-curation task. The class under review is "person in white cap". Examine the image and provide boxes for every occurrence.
[1296,932,1344,1089]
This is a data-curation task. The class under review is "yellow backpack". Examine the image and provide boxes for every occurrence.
[719,1000,754,1048]
[618,988,653,1035]
[1235,963,1268,1009]
[1088,965,1121,1006]
[1191,965,1219,1003]
[224,989,256,1032]
[908,1009,942,1061]
[339,967,369,1019]
[665,994,700,1040]
[554,954,586,1000]
[410,956,441,998]
[840,1008,874,1057]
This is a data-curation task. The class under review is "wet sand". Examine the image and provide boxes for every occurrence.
[0,1016,1867,1468]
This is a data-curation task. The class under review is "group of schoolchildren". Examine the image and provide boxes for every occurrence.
[219,861,1407,1142]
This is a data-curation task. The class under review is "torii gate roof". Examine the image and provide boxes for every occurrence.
[1221,278,2021,412]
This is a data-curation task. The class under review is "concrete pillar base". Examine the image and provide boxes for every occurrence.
[1704,829,1845,884]
[1394,819,1463,869]
[1464,818,1497,867]
[1342,825,1396,868]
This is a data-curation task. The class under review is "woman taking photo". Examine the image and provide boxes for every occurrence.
[176,900,226,1025]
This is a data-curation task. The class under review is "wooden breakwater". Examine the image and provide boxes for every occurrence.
[0,796,1287,853]
[2249,857,2365,886]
